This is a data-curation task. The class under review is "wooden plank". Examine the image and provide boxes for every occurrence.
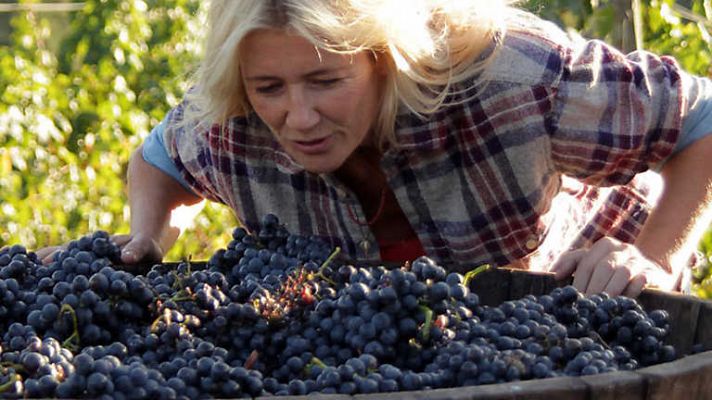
[259,395,349,400]
[352,386,509,400]
[469,268,512,307]
[508,270,559,299]
[637,289,701,355]
[637,351,712,400]
[693,300,712,351]
[352,377,588,400]
[579,371,645,400]
[505,376,589,400]
[441,383,520,400]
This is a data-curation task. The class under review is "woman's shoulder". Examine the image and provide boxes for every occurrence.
[164,102,304,174]
[484,13,577,87]
[163,98,270,147]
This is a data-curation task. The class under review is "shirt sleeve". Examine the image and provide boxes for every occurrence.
[675,75,712,154]
[160,100,228,205]
[142,118,196,194]
[548,39,701,186]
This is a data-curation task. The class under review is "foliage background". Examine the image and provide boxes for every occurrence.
[1,0,712,296]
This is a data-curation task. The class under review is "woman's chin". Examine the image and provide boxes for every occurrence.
[296,156,345,174]
[301,163,341,174]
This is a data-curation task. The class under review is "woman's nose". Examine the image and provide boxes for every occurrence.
[285,87,320,131]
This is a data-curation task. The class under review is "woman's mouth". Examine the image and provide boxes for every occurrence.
[292,136,332,154]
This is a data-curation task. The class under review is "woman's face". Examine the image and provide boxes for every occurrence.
[240,28,383,173]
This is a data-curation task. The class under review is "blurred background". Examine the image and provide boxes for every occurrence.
[1,0,712,297]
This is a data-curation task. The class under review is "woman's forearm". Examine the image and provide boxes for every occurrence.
[634,134,712,284]
[127,145,203,253]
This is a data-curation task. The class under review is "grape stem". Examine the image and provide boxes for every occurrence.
[60,304,80,351]
[315,246,341,285]
[150,307,173,333]
[306,356,327,375]
[463,264,491,287]
[0,363,23,372]
[0,372,19,393]
[589,330,613,350]
[419,305,434,341]
[244,350,260,370]
[170,293,195,302]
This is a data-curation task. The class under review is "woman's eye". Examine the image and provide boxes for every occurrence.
[255,84,281,94]
[312,78,341,87]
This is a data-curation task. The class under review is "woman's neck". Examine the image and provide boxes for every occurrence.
[334,145,420,248]
[334,146,385,200]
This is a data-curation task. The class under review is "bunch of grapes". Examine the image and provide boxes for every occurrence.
[0,213,690,398]
[0,326,74,398]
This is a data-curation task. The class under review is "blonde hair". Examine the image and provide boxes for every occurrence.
[186,0,520,148]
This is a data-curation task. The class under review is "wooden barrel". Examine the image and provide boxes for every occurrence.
[254,267,712,400]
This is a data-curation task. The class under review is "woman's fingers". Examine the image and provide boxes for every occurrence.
[105,234,163,265]
[550,237,665,297]
[120,244,143,264]
[597,262,632,296]
[118,235,163,265]
[582,256,617,294]
[110,234,142,263]
[623,274,648,297]
[33,246,55,260]
[34,246,63,265]
[552,239,618,293]
[111,234,132,247]
[32,234,163,271]
[550,248,587,279]
[570,249,605,293]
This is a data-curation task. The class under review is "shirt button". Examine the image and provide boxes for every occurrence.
[525,237,538,250]
[359,240,371,254]
[336,188,347,199]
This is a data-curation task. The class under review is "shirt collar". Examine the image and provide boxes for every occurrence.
[242,114,307,175]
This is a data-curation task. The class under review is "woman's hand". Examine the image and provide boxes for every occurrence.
[34,245,65,265]
[112,234,164,265]
[34,233,164,266]
[549,237,674,297]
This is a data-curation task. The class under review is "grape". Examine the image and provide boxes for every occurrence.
[0,216,686,398]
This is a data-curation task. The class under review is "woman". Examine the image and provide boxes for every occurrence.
[38,0,712,297]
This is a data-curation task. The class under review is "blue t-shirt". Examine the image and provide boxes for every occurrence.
[678,76,712,152]
[142,119,195,193]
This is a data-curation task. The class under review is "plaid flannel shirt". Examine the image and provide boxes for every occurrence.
[163,17,701,272]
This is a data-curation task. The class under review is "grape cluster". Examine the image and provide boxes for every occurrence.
[0,331,74,398]
[0,214,689,398]
[208,213,332,299]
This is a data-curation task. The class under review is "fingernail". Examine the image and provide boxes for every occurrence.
[122,250,135,262]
